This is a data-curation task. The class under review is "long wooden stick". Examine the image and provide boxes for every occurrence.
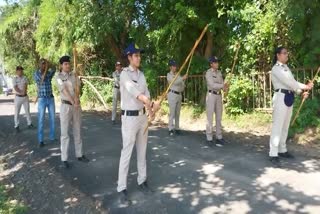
[185,52,194,76]
[73,45,80,98]
[144,24,209,134]
[81,79,109,111]
[290,66,320,126]
[230,42,240,75]
[160,24,209,102]
[79,75,114,81]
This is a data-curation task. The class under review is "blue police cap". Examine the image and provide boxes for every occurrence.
[124,43,145,56]
[168,59,177,66]
[208,56,219,63]
[59,55,71,65]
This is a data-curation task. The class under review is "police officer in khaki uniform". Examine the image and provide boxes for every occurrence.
[269,47,313,167]
[167,59,187,136]
[13,66,34,133]
[56,56,89,168]
[111,61,122,124]
[117,43,160,205]
[205,56,228,147]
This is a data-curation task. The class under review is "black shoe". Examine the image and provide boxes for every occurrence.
[112,120,116,125]
[77,155,90,163]
[215,139,225,147]
[279,152,294,159]
[119,190,131,206]
[15,126,20,133]
[39,142,45,148]
[206,140,214,147]
[63,161,70,169]
[169,130,174,136]
[269,157,281,167]
[220,138,229,144]
[138,181,153,194]
[28,124,35,129]
[175,130,181,135]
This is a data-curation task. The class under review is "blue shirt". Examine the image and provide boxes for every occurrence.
[33,69,55,98]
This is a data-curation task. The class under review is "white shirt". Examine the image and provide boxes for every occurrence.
[12,75,28,95]
[167,71,185,93]
[271,61,306,93]
[112,70,121,87]
[205,68,224,91]
[120,65,150,110]
[56,71,79,100]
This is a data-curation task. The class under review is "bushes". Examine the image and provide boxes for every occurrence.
[80,80,113,108]
[289,96,320,136]
[225,75,256,115]
[0,185,27,214]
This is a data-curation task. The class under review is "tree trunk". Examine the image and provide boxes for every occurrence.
[204,31,213,58]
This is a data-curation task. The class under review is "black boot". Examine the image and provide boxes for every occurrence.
[119,189,131,206]
[269,157,281,167]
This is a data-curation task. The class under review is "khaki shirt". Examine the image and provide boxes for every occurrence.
[167,71,185,93]
[271,62,306,93]
[205,68,224,91]
[56,71,79,100]
[112,70,121,87]
[120,65,150,110]
[13,75,28,95]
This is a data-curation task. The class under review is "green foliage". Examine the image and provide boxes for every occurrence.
[191,104,205,119]
[289,96,320,136]
[0,185,27,214]
[80,80,113,108]
[225,75,256,115]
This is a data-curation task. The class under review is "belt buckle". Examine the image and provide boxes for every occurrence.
[138,109,143,116]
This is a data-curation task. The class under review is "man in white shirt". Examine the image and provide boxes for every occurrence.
[13,66,33,133]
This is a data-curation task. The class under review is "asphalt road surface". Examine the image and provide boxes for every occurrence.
[0,94,320,214]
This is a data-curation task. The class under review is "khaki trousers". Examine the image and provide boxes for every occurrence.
[117,114,148,192]
[269,92,291,157]
[167,92,182,131]
[60,103,83,161]
[14,96,32,128]
[206,93,223,141]
[112,88,120,121]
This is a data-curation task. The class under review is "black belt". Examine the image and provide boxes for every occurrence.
[38,94,54,98]
[121,108,146,116]
[61,100,73,105]
[114,85,120,89]
[275,89,293,94]
[169,89,182,95]
[208,90,221,95]
[16,94,27,97]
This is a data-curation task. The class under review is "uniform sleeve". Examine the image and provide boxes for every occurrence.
[143,76,150,98]
[12,77,17,87]
[206,71,224,90]
[167,72,183,85]
[272,68,306,91]
[120,71,143,98]
[56,75,65,92]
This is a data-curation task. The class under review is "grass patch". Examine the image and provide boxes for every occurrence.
[224,111,272,129]
[0,185,27,214]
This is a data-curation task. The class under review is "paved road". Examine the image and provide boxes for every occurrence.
[0,94,320,214]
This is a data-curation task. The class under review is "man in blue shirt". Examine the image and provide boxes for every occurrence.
[34,59,56,147]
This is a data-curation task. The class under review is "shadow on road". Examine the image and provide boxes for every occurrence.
[0,110,320,214]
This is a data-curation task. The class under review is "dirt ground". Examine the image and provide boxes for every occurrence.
[1,94,320,214]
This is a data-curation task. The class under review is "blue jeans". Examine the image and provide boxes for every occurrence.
[38,97,55,143]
